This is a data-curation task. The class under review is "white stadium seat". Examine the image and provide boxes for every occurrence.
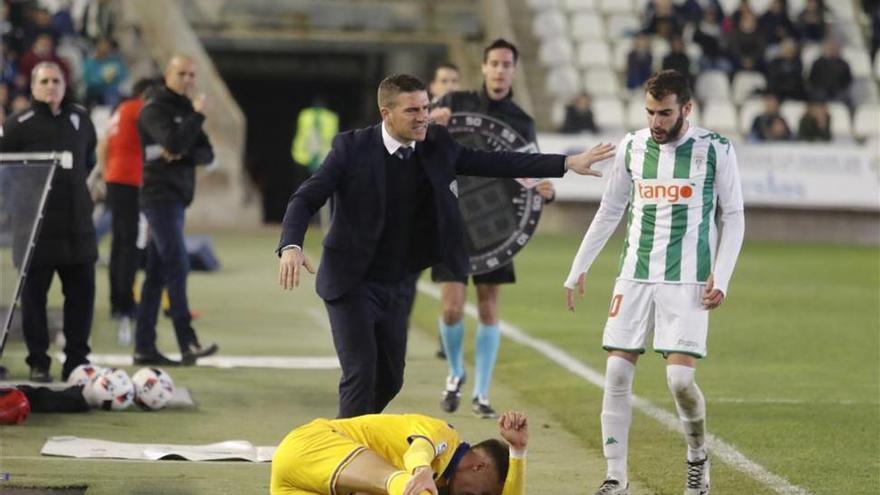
[90,106,113,137]
[851,77,879,105]
[739,97,766,135]
[592,97,626,129]
[749,0,772,15]
[606,14,641,39]
[527,0,561,10]
[545,66,582,100]
[875,51,880,80]
[731,71,767,104]
[717,0,739,15]
[561,0,596,11]
[551,99,567,128]
[626,100,646,130]
[780,100,807,130]
[695,70,731,102]
[700,101,739,137]
[688,101,701,127]
[612,38,633,71]
[842,48,873,79]
[533,8,568,40]
[538,38,574,67]
[853,104,880,140]
[827,0,856,21]
[597,0,633,14]
[650,38,670,71]
[576,40,612,69]
[827,102,853,140]
[801,43,822,76]
[786,0,806,17]
[570,11,605,41]
[583,68,619,97]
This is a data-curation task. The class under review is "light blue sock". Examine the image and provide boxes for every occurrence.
[439,318,465,379]
[473,323,500,400]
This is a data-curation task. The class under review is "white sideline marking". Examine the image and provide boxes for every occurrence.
[55,353,339,370]
[713,397,878,406]
[417,281,813,495]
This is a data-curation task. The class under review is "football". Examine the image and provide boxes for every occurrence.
[131,367,175,411]
[85,368,135,411]
[66,363,104,387]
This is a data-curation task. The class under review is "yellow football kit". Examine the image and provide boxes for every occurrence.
[270,413,524,495]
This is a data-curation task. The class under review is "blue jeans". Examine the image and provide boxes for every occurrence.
[135,203,196,354]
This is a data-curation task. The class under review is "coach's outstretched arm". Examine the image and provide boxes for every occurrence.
[499,411,529,495]
[564,143,615,177]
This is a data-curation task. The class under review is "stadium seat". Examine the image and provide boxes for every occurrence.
[731,71,766,104]
[90,106,113,137]
[875,51,880,80]
[717,0,739,15]
[851,77,879,105]
[583,68,619,97]
[842,47,873,79]
[834,21,865,49]
[700,101,739,137]
[545,66,582,100]
[786,0,806,17]
[780,100,807,130]
[527,0,561,10]
[626,100,646,130]
[597,0,633,14]
[592,97,626,129]
[561,0,596,11]
[738,97,766,135]
[576,40,612,69]
[533,8,568,40]
[570,11,605,41]
[853,104,880,140]
[650,38,670,71]
[801,43,823,76]
[612,38,633,71]
[606,14,640,39]
[827,102,853,140]
[695,70,731,103]
[688,101,701,127]
[826,0,856,21]
[749,0,772,14]
[539,38,575,67]
[551,99,567,128]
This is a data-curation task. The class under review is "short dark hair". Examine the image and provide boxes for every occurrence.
[131,77,158,98]
[483,39,519,64]
[645,70,691,106]
[473,439,510,488]
[434,62,460,75]
[377,74,427,108]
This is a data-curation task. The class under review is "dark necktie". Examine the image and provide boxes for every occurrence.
[396,147,413,160]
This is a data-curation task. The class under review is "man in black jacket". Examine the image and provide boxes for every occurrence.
[0,62,97,382]
[134,54,217,366]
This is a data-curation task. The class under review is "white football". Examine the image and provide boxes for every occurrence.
[132,367,175,411]
[67,363,104,386]
[85,368,135,411]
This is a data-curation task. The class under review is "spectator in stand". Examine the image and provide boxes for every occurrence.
[83,37,127,108]
[18,33,69,87]
[692,4,726,62]
[642,0,682,41]
[750,92,793,141]
[428,62,461,105]
[10,93,29,113]
[727,0,757,30]
[21,7,59,51]
[626,34,654,90]
[728,12,765,72]
[797,0,827,43]
[560,91,599,134]
[662,36,692,85]
[807,38,853,104]
[758,0,798,46]
[766,38,806,101]
[80,0,117,44]
[0,82,9,114]
[49,0,77,41]
[797,99,832,141]
[865,0,880,59]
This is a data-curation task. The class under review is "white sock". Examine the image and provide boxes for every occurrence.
[666,364,707,462]
[601,356,636,484]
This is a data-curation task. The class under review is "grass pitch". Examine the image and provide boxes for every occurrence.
[0,227,877,494]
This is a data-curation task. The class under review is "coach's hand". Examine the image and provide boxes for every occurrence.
[404,466,437,495]
[279,247,315,290]
[565,143,616,177]
[566,273,586,312]
[702,274,724,310]
[499,410,529,452]
[429,107,451,126]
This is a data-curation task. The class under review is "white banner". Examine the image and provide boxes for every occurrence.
[540,133,880,211]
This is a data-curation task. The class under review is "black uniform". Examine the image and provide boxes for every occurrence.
[0,100,98,380]
[430,86,537,285]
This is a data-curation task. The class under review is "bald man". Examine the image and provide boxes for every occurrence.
[134,55,218,366]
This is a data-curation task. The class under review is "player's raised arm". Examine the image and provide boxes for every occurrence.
[499,411,528,495]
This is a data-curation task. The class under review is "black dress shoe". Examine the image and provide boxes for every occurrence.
[29,367,53,383]
[181,342,218,366]
[133,351,180,366]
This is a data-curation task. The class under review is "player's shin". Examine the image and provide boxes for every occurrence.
[601,356,635,484]
[666,364,707,462]
[439,318,465,379]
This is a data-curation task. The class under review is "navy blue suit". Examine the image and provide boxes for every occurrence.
[278,123,565,417]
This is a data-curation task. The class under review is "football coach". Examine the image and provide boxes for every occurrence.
[277,73,614,418]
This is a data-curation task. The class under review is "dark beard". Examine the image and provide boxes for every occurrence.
[654,112,685,144]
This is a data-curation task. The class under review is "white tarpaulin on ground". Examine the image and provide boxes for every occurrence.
[539,133,880,211]
[41,436,276,462]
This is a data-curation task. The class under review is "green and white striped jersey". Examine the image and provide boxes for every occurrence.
[565,125,745,294]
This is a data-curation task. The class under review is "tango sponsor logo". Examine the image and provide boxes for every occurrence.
[636,180,695,204]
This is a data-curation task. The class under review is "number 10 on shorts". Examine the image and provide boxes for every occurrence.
[608,294,623,317]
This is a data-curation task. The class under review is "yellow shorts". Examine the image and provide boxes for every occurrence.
[270,419,366,495]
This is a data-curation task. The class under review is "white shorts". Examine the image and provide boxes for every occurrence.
[602,279,709,358]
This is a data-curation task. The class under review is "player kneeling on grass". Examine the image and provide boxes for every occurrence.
[271,410,528,495]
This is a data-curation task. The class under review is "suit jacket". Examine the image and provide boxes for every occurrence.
[278,123,566,301]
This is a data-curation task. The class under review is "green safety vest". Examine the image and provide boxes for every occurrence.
[291,107,339,172]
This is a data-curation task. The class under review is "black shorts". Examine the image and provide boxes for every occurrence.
[430,262,516,285]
